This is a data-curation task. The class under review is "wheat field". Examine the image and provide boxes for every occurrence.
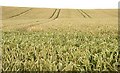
[1,6,119,71]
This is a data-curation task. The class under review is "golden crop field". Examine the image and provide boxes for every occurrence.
[1,6,119,71]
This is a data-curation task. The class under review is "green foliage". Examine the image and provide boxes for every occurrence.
[2,31,118,71]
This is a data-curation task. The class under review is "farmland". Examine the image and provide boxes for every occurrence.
[1,6,119,71]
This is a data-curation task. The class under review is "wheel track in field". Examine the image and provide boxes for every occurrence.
[49,9,57,19]
[55,9,61,19]
[8,8,32,19]
[3,9,61,29]
[49,9,61,20]
[3,8,32,20]
[77,9,86,18]
[18,9,61,30]
[80,10,91,18]
[26,9,61,27]
[77,9,91,18]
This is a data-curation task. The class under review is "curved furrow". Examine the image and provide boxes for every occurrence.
[8,8,32,19]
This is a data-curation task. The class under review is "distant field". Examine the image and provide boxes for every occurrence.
[2,6,119,71]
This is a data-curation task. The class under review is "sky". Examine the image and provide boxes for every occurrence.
[0,0,119,9]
